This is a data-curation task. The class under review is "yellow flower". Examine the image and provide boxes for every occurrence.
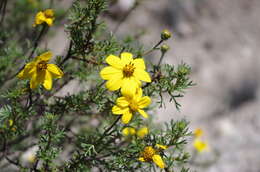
[122,127,136,136]
[138,146,165,169]
[194,128,203,138]
[193,138,209,153]
[112,88,151,124]
[33,9,54,27]
[17,51,63,90]
[100,52,151,97]
[136,127,149,138]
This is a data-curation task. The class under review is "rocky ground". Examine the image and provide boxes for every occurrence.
[48,0,260,171]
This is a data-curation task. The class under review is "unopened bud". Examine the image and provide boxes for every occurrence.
[161,29,172,40]
[160,44,170,53]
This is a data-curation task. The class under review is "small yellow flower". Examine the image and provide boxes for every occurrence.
[122,127,136,136]
[136,127,149,138]
[138,146,165,169]
[193,138,209,153]
[17,51,63,90]
[194,128,203,138]
[100,52,151,97]
[33,9,54,27]
[112,88,151,124]
[8,120,14,127]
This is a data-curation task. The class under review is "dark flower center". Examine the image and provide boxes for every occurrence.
[123,63,135,77]
[37,61,47,71]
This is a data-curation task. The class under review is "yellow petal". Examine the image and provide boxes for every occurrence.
[137,127,148,138]
[17,62,36,79]
[35,51,52,62]
[105,77,123,91]
[138,109,148,118]
[138,157,145,162]
[116,97,130,107]
[35,12,45,25]
[121,77,139,98]
[45,18,53,26]
[120,52,133,65]
[152,155,165,169]
[44,9,54,17]
[43,70,52,90]
[121,111,133,124]
[30,73,40,89]
[133,58,146,70]
[47,64,63,78]
[112,105,129,115]
[155,144,168,150]
[106,55,124,69]
[100,66,123,80]
[138,96,151,108]
[133,69,151,82]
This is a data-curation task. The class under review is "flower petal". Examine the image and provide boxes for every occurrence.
[17,62,36,79]
[100,66,123,80]
[152,155,165,169]
[133,69,151,82]
[47,64,63,78]
[112,105,129,115]
[121,111,133,124]
[133,58,146,70]
[30,73,40,89]
[43,70,52,90]
[138,109,149,118]
[155,144,168,150]
[106,55,124,69]
[138,157,145,162]
[36,51,52,62]
[116,97,130,107]
[120,52,133,65]
[105,77,123,91]
[138,96,151,108]
[121,77,139,98]
[45,18,53,26]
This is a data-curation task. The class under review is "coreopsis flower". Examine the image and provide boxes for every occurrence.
[138,145,167,169]
[33,9,54,27]
[193,138,209,153]
[17,51,63,90]
[112,88,151,124]
[100,52,151,97]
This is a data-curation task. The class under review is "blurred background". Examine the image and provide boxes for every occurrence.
[49,0,260,171]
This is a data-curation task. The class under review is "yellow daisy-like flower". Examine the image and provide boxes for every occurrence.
[17,51,63,90]
[193,138,209,153]
[138,146,165,169]
[33,9,55,27]
[112,88,151,124]
[194,128,203,138]
[100,52,151,97]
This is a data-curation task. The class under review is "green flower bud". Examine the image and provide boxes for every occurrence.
[161,29,172,40]
[160,44,170,53]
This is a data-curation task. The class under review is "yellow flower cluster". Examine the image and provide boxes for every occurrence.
[193,128,209,153]
[122,127,148,138]
[100,52,151,124]
[33,9,55,27]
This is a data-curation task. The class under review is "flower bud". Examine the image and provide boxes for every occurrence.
[161,29,172,40]
[160,44,170,53]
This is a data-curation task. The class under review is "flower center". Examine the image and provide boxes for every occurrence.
[141,146,156,161]
[123,63,135,77]
[129,101,139,112]
[37,61,47,71]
